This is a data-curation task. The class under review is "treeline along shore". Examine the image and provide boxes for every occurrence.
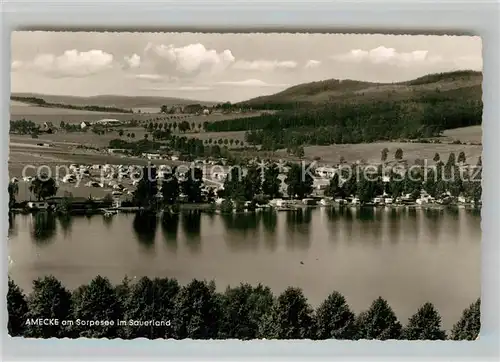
[8,276,480,340]
[11,96,134,114]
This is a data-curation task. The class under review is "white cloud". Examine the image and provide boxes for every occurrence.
[11,60,23,71]
[144,42,235,76]
[233,60,298,71]
[332,46,443,67]
[124,53,141,68]
[133,73,164,81]
[217,79,288,87]
[304,60,321,69]
[18,49,114,77]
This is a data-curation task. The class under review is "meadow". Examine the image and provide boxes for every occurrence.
[296,142,482,165]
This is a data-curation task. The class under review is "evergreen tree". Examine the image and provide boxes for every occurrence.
[258,287,315,339]
[356,297,402,340]
[451,299,480,340]
[125,277,179,339]
[8,181,18,209]
[223,167,245,200]
[7,278,28,336]
[446,152,456,166]
[315,291,357,339]
[401,302,447,340]
[173,279,222,339]
[161,167,180,205]
[25,276,72,338]
[395,148,404,161]
[262,163,281,198]
[457,151,466,164]
[357,167,384,204]
[285,163,314,199]
[219,283,274,339]
[133,165,158,210]
[181,167,204,203]
[72,276,122,338]
[243,164,263,200]
[324,173,344,198]
[381,148,389,163]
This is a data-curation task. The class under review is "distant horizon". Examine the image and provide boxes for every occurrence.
[11,68,482,105]
[11,32,482,102]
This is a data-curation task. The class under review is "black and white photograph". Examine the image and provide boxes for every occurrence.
[7,31,482,340]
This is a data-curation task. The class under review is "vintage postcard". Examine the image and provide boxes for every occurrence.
[8,32,482,340]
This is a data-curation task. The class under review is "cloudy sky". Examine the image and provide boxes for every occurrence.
[11,32,482,103]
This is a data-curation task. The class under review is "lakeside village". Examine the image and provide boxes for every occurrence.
[8,147,482,218]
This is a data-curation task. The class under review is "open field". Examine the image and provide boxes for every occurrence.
[10,129,246,149]
[295,142,482,165]
[10,131,146,149]
[186,131,247,143]
[441,126,482,144]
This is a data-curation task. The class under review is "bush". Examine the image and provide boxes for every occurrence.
[220,199,234,214]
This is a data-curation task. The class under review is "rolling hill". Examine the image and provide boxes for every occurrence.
[10,93,215,109]
[237,70,482,109]
[207,70,483,149]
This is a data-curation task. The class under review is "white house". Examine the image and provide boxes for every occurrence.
[80,121,89,129]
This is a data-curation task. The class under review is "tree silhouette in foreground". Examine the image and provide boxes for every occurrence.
[7,278,28,336]
[172,280,221,339]
[71,276,122,338]
[258,287,315,339]
[24,276,72,338]
[315,291,357,339]
[401,302,447,340]
[450,298,481,340]
[219,283,274,340]
[7,277,480,340]
[355,297,402,340]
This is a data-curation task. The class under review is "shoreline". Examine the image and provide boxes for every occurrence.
[10,201,481,216]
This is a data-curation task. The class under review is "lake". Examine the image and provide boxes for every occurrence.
[7,207,481,330]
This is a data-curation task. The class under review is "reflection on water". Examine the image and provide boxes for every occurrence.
[161,212,179,252]
[8,207,481,331]
[30,212,57,244]
[181,210,201,253]
[285,209,312,250]
[59,214,73,236]
[132,212,158,249]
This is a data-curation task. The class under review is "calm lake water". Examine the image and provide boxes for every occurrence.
[8,207,481,330]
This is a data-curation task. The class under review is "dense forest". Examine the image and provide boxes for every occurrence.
[207,97,481,150]
[204,71,482,150]
[8,276,480,340]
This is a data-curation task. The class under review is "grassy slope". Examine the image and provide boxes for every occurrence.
[238,70,482,108]
[11,93,215,109]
